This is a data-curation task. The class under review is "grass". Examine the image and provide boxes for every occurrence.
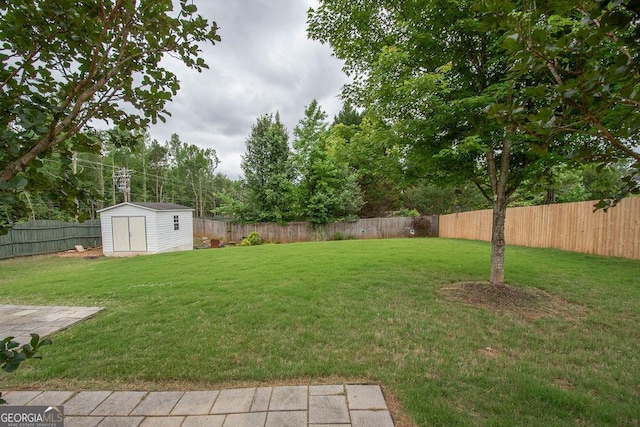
[1,238,639,426]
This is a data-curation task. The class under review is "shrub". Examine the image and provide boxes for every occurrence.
[401,208,420,217]
[247,231,262,245]
[1,334,51,404]
[410,215,434,237]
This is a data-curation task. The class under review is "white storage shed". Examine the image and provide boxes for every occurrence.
[98,202,194,257]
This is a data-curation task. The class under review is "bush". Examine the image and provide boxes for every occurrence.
[410,215,434,237]
[401,208,420,217]
[1,334,51,404]
[247,231,262,245]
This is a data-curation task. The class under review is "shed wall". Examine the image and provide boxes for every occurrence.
[156,211,193,253]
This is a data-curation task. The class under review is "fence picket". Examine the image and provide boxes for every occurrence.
[0,220,102,260]
[439,197,640,260]
[193,217,438,244]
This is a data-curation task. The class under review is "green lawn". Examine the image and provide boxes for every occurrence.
[1,238,639,426]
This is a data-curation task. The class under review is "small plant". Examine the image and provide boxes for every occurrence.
[247,231,262,246]
[1,334,52,404]
[401,208,420,217]
[333,232,344,240]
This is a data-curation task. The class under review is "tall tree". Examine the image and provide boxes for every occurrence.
[309,1,582,286]
[163,133,219,215]
[333,116,405,217]
[0,0,220,229]
[146,139,170,203]
[332,102,364,127]
[241,113,295,223]
[293,100,363,225]
[293,100,329,164]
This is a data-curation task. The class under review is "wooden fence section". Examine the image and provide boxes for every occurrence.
[193,216,437,243]
[0,219,102,260]
[439,197,640,260]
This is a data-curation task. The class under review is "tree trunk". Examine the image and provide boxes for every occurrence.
[490,197,508,286]
[486,135,512,287]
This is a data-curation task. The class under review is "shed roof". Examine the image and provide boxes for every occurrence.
[98,202,194,213]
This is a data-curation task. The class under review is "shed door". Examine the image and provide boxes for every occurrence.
[112,216,147,252]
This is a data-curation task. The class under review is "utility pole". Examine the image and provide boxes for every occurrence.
[72,152,79,220]
[113,167,132,203]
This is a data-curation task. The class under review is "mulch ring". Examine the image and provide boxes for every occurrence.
[439,281,587,320]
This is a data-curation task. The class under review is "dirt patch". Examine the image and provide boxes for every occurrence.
[481,346,502,358]
[440,281,587,320]
[57,247,104,259]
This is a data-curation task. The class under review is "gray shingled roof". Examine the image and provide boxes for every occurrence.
[98,202,193,212]
[127,202,193,211]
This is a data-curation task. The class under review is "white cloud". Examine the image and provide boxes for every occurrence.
[148,0,349,180]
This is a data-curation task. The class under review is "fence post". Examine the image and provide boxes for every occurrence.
[10,226,15,258]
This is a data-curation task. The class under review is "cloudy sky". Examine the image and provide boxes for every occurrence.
[150,0,350,179]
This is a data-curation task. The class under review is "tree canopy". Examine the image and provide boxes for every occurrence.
[497,0,640,207]
[241,113,296,223]
[293,100,363,227]
[0,0,220,228]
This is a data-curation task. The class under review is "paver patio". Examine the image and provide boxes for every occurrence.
[2,385,395,426]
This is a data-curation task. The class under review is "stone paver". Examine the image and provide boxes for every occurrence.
[346,385,388,410]
[26,390,74,406]
[182,415,226,427]
[269,385,307,411]
[222,411,267,427]
[265,410,307,427]
[210,388,255,414]
[131,391,183,416]
[65,416,104,427]
[139,416,185,427]
[91,391,146,416]
[351,410,395,427]
[250,387,272,412]
[309,395,350,424]
[95,416,144,426]
[2,391,43,405]
[65,391,112,415]
[310,385,345,396]
[171,391,218,415]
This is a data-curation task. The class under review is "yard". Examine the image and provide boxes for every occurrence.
[1,238,639,426]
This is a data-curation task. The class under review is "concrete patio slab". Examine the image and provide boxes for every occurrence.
[0,304,104,345]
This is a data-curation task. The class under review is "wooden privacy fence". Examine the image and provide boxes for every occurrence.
[439,197,640,260]
[0,219,102,260]
[193,216,439,244]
